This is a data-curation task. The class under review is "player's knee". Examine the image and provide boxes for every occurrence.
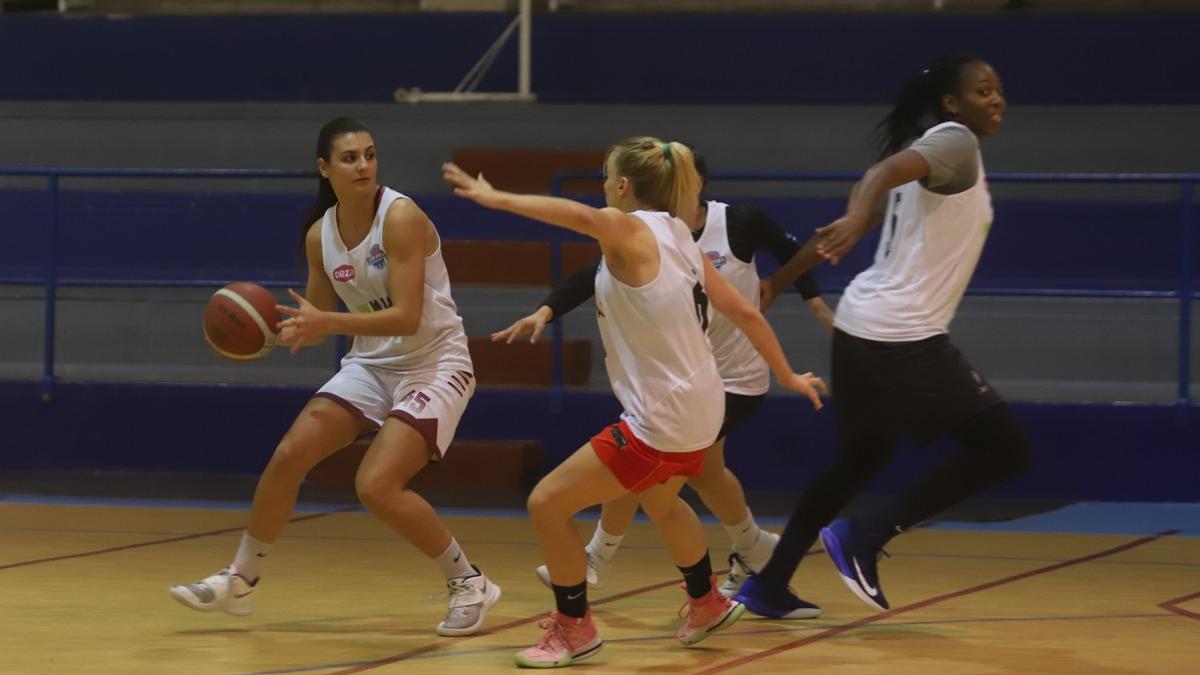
[526,483,558,521]
[998,421,1033,477]
[969,403,1033,477]
[354,468,403,511]
[266,439,318,482]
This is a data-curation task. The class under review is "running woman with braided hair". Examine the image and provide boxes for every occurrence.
[736,55,1031,617]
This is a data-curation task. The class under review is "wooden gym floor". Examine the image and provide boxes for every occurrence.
[1,498,1197,674]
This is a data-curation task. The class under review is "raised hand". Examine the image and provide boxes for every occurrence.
[814,214,868,265]
[442,162,499,206]
[276,288,328,353]
[491,306,554,344]
[780,371,828,411]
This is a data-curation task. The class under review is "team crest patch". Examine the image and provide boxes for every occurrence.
[367,244,386,270]
[332,264,356,282]
[706,250,727,269]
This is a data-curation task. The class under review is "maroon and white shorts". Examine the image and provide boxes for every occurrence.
[315,362,475,460]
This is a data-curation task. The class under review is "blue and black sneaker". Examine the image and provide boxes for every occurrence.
[820,519,890,611]
[732,575,821,619]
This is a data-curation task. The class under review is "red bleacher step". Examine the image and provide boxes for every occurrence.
[443,240,600,286]
[469,337,591,387]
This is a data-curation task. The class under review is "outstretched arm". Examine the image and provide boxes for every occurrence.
[442,162,635,250]
[492,257,601,344]
[763,149,931,306]
[703,257,826,410]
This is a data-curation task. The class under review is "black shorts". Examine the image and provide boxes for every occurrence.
[717,391,767,441]
[832,329,1004,446]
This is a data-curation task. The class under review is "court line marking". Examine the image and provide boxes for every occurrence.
[244,611,1175,673]
[1159,590,1200,622]
[693,528,1180,675]
[0,506,356,571]
[318,567,739,675]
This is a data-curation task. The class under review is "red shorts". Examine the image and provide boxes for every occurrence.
[590,419,707,494]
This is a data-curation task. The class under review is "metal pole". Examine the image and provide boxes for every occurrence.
[1177,181,1195,425]
[42,174,59,404]
[518,0,532,97]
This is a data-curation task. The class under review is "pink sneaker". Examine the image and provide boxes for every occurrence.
[514,610,603,668]
[677,576,746,646]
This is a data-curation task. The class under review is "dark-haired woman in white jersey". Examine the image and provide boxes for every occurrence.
[444,137,825,668]
[736,55,1032,617]
[169,118,500,637]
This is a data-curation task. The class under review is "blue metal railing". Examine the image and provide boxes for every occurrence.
[551,170,1200,424]
[2,167,1196,422]
[0,167,322,403]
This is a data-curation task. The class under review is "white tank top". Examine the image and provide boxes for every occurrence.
[320,187,472,372]
[835,122,994,342]
[595,211,724,452]
[696,201,770,395]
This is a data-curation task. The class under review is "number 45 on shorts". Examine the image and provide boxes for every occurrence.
[399,389,431,413]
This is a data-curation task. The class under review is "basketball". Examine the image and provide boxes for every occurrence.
[202,282,281,361]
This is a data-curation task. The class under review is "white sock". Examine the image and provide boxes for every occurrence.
[725,512,761,553]
[587,524,625,562]
[232,532,271,583]
[433,538,475,580]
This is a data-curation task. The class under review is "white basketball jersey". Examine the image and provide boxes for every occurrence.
[696,201,770,395]
[320,187,472,372]
[595,211,724,452]
[835,122,994,342]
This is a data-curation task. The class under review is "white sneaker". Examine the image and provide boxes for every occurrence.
[719,529,780,597]
[535,547,611,590]
[169,567,257,616]
[437,565,502,636]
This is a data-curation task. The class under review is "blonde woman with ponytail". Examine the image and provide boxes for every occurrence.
[444,137,825,669]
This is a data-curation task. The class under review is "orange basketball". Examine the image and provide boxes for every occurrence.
[202,282,281,361]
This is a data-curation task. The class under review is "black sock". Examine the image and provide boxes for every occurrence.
[552,581,588,619]
[678,552,713,599]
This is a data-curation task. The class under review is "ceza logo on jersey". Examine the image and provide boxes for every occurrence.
[333,265,356,282]
[367,244,387,270]
[705,250,727,269]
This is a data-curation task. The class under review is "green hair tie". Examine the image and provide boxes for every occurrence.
[661,143,673,162]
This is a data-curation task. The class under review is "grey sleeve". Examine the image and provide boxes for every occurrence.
[910,125,980,195]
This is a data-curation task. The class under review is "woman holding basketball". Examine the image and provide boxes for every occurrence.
[735,55,1032,617]
[170,118,501,637]
[494,148,830,614]
[443,137,826,668]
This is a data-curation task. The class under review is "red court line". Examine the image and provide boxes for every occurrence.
[327,567,739,675]
[694,529,1180,675]
[0,507,354,571]
[1159,590,1200,622]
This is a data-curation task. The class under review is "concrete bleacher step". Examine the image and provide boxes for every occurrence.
[307,437,544,492]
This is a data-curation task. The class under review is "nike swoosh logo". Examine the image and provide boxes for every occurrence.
[567,591,584,600]
[453,553,462,562]
[603,542,616,546]
[234,591,254,599]
[852,558,879,596]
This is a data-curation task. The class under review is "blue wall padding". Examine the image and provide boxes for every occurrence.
[0,13,1195,104]
[1,381,1196,502]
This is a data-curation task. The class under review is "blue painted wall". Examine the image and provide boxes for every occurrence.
[0,381,1195,501]
[0,13,1195,103]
